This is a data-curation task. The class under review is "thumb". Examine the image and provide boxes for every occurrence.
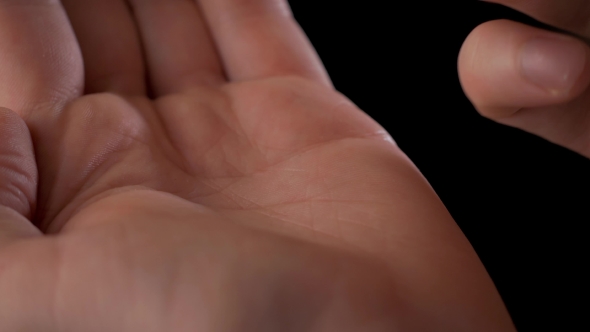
[0,107,40,246]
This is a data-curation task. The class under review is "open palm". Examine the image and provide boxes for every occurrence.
[0,1,514,331]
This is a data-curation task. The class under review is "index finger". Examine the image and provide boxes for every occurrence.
[197,0,333,87]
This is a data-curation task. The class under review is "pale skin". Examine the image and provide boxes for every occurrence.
[0,0,580,331]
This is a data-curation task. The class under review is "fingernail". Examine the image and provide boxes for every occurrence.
[520,37,587,94]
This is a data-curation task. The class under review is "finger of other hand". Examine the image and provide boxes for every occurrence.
[484,0,590,37]
[459,20,590,156]
[460,20,590,117]
[198,0,333,87]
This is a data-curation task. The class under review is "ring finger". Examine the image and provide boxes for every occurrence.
[128,0,226,96]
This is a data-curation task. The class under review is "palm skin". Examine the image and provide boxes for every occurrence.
[0,0,515,331]
[18,76,403,331]
[35,77,394,244]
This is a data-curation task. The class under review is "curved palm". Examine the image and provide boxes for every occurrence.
[33,75,397,250]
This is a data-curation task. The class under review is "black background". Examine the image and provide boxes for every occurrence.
[290,0,587,331]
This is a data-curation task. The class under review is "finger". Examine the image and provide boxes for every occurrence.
[61,0,146,95]
[0,109,42,329]
[198,0,332,87]
[459,20,590,156]
[0,108,40,246]
[0,0,83,118]
[459,20,590,116]
[484,0,590,37]
[128,0,225,96]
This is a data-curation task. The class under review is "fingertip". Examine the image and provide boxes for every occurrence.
[458,20,590,119]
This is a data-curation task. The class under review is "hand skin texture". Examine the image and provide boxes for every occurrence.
[0,1,515,331]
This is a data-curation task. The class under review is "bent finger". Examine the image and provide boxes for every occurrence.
[459,19,590,157]
[459,19,590,118]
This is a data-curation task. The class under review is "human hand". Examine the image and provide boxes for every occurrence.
[0,0,514,331]
[459,0,590,157]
